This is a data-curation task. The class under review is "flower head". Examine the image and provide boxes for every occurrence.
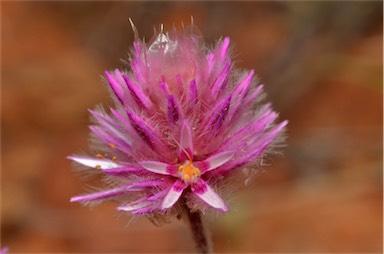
[69,24,287,216]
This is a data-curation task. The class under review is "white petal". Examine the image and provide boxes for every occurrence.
[204,150,235,171]
[140,161,171,175]
[161,180,186,209]
[193,180,228,211]
[68,156,120,169]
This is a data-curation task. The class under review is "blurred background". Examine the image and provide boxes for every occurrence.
[1,1,382,253]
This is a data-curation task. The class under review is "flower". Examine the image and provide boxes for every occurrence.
[69,24,287,216]
[0,247,9,254]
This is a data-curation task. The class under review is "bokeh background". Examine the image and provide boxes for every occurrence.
[1,1,383,253]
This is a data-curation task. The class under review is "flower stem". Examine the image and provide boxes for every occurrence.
[182,202,212,254]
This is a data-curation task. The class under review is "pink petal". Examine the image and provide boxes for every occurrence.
[159,81,171,95]
[207,53,215,73]
[191,179,227,211]
[227,70,255,121]
[126,111,157,149]
[179,120,194,160]
[140,161,172,175]
[89,125,132,154]
[105,71,124,105]
[122,74,152,109]
[211,61,231,98]
[188,79,198,105]
[167,95,181,124]
[68,156,120,169]
[203,150,235,172]
[132,180,167,188]
[233,70,254,98]
[147,189,168,201]
[90,110,129,143]
[176,74,183,94]
[70,185,136,202]
[161,180,187,209]
[204,94,232,133]
[220,37,230,59]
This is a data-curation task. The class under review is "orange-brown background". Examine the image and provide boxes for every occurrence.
[1,2,382,253]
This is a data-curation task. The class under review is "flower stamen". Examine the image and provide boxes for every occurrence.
[178,160,201,181]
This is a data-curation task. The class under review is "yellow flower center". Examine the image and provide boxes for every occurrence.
[178,161,201,181]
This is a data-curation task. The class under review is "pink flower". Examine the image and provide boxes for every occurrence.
[0,247,9,254]
[69,25,287,216]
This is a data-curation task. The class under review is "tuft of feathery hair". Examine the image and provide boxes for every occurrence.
[69,21,287,220]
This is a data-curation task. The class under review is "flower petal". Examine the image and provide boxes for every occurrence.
[204,94,232,133]
[122,74,152,109]
[139,161,177,175]
[211,61,231,98]
[102,166,144,177]
[201,150,235,172]
[227,70,256,121]
[68,156,120,169]
[117,199,151,212]
[207,53,215,73]
[188,79,198,105]
[191,179,227,211]
[70,185,135,202]
[90,110,132,150]
[161,180,187,209]
[220,37,230,59]
[159,81,171,95]
[167,95,181,124]
[126,112,170,159]
[179,119,194,161]
[126,111,157,149]
[233,70,254,98]
[89,125,132,154]
[132,180,167,188]
[105,71,125,105]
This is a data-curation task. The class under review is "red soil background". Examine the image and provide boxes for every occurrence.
[1,2,382,253]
